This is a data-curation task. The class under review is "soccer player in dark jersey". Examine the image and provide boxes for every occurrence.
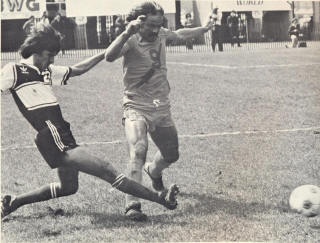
[105,1,213,221]
[0,23,179,220]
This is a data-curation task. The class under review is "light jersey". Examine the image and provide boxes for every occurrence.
[1,58,71,132]
[120,27,172,111]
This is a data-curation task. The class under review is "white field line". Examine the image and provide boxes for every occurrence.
[167,61,320,69]
[1,126,319,151]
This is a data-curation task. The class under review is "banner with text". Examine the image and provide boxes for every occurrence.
[1,0,46,19]
[211,0,291,12]
[65,0,176,17]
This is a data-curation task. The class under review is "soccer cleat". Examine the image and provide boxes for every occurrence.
[125,201,148,221]
[144,165,165,191]
[159,184,180,210]
[1,195,17,219]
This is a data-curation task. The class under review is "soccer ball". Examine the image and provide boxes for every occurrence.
[289,185,320,217]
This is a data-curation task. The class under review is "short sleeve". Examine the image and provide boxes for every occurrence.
[48,65,71,85]
[1,63,15,91]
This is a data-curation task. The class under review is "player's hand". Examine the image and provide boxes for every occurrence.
[125,15,146,36]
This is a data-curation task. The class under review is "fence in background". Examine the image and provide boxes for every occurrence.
[2,37,320,61]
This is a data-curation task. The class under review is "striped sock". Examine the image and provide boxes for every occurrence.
[50,182,60,199]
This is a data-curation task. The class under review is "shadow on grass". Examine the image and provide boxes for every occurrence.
[178,192,289,219]
[88,211,188,228]
[2,192,289,232]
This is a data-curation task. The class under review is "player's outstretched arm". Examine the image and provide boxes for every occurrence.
[69,51,106,77]
[169,16,213,41]
[105,15,146,62]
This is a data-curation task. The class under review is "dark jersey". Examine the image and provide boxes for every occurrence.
[1,59,71,132]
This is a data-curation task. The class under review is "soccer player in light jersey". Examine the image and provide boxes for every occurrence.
[0,23,179,220]
[105,1,213,221]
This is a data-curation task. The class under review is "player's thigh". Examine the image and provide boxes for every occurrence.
[124,112,149,154]
[150,125,179,158]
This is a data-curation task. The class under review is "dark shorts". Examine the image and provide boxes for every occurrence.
[34,120,78,169]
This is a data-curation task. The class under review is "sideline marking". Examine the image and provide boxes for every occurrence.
[167,61,320,69]
[1,126,319,151]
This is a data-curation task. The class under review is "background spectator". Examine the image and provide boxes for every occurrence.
[184,13,194,50]
[210,8,223,52]
[286,18,300,48]
[51,13,76,54]
[227,10,241,47]
[40,11,49,24]
[114,16,125,37]
[22,15,35,36]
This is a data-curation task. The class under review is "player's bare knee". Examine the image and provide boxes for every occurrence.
[130,142,147,162]
[59,181,79,196]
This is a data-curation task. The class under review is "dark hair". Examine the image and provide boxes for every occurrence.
[19,23,61,59]
[186,13,191,18]
[126,1,164,22]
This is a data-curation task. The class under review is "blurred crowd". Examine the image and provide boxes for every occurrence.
[21,6,315,53]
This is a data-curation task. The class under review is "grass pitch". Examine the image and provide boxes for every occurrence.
[1,47,320,242]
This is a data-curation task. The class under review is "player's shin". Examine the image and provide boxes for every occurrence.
[147,151,172,178]
[112,174,160,203]
[12,183,61,209]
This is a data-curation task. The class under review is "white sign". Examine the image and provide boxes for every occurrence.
[1,0,46,19]
[212,0,291,12]
[66,0,176,17]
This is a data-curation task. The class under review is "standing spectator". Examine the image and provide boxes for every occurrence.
[114,16,126,37]
[227,10,241,47]
[110,24,116,43]
[51,13,67,54]
[286,18,300,48]
[184,13,194,50]
[41,9,58,25]
[51,13,76,54]
[210,8,223,52]
[308,16,313,40]
[23,16,35,36]
[40,11,50,24]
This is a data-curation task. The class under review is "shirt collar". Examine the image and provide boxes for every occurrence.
[19,57,41,74]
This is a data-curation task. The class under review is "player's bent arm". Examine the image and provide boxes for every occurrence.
[69,51,106,77]
[105,31,131,62]
[105,15,146,62]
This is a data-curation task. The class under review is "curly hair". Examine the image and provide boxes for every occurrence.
[19,22,61,59]
[126,1,164,22]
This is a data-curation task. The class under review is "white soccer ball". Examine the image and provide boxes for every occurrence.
[289,185,320,217]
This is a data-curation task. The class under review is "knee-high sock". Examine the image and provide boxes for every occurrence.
[12,183,63,210]
[113,174,160,204]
